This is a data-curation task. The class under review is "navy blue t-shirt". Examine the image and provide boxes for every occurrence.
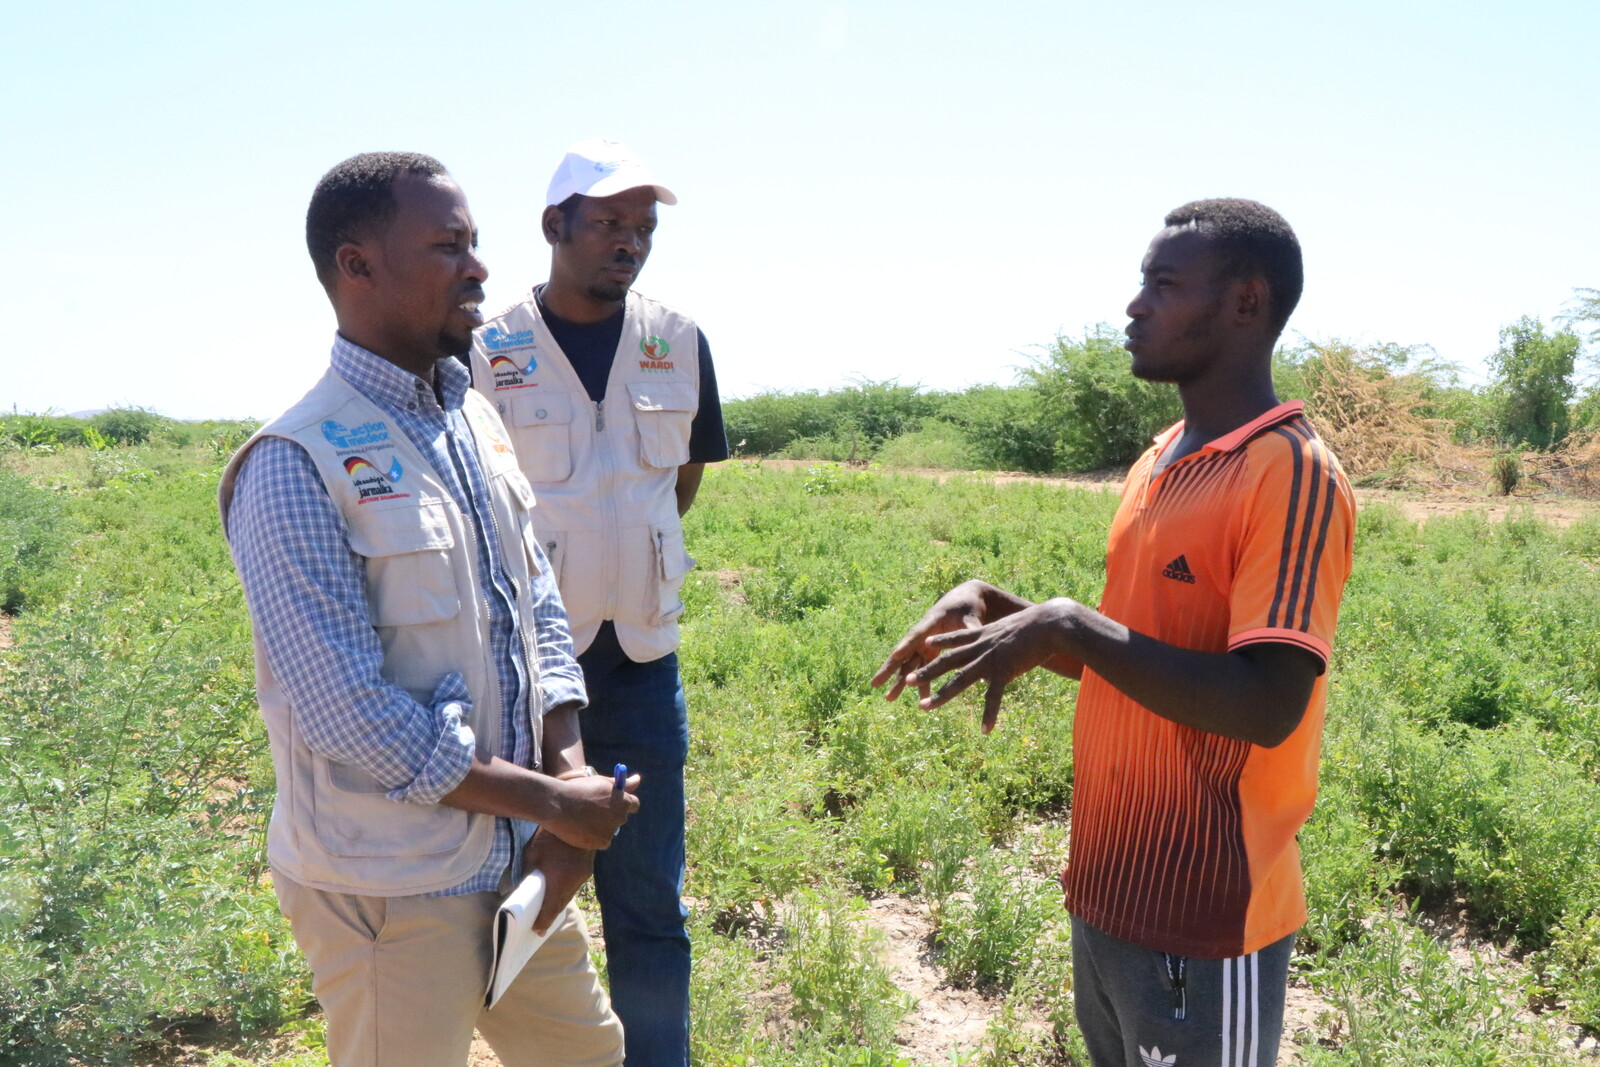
[536,292,729,465]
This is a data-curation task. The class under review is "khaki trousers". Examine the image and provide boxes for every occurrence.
[274,872,624,1067]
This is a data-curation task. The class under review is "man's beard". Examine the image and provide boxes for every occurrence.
[438,326,474,358]
[586,279,631,303]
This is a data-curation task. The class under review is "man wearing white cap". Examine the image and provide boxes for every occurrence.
[468,138,727,1067]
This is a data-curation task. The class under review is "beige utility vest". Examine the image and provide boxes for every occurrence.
[220,369,547,895]
[469,291,698,662]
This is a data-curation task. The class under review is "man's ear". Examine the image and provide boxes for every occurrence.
[541,205,563,246]
[335,243,375,289]
[1234,276,1270,325]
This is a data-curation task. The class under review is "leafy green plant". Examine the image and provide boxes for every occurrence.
[776,889,911,1052]
[90,406,170,446]
[1491,451,1521,494]
[0,463,69,612]
[937,850,1065,991]
[1299,909,1568,1066]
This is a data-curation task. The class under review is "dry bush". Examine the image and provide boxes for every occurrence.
[1298,342,1462,488]
[1522,431,1600,497]
[1298,342,1600,498]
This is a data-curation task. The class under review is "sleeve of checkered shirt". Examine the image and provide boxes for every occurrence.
[522,536,587,714]
[226,435,475,804]
[1227,428,1356,670]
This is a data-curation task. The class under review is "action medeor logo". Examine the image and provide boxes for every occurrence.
[322,419,390,449]
[639,335,674,373]
[482,325,537,352]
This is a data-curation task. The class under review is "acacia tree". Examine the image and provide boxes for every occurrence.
[1561,289,1600,431]
[1565,287,1600,347]
[1487,316,1581,450]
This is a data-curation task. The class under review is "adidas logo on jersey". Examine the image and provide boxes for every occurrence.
[1140,1046,1177,1067]
[1162,555,1196,584]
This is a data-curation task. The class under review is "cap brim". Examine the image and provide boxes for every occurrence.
[583,173,678,205]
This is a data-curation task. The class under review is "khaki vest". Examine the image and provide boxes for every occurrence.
[220,369,547,895]
[470,292,698,661]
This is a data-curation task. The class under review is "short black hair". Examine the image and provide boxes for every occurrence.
[1164,198,1303,332]
[553,193,585,226]
[306,152,449,289]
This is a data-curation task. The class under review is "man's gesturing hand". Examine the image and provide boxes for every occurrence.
[540,772,641,851]
[871,580,1000,703]
[894,597,1078,734]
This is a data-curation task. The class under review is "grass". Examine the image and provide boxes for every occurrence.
[5,446,1600,1063]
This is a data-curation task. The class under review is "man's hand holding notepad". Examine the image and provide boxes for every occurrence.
[488,764,635,1008]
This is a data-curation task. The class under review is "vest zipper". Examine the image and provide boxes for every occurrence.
[594,397,620,621]
[443,415,510,766]
[477,473,542,773]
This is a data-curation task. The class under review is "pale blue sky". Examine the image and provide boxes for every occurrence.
[3,0,1595,419]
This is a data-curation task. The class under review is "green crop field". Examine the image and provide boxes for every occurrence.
[5,438,1600,1066]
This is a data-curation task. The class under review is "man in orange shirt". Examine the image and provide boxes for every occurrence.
[874,199,1354,1067]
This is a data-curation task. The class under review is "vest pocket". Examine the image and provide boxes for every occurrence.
[628,382,696,469]
[506,390,576,483]
[347,503,460,627]
[312,754,471,858]
[652,523,695,624]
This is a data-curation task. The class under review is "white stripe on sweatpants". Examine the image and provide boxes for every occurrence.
[1221,949,1262,1066]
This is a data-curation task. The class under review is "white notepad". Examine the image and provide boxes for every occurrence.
[486,871,551,1008]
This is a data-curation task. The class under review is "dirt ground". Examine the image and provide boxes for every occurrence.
[50,461,1600,1065]
[743,457,1600,527]
[460,892,1338,1066]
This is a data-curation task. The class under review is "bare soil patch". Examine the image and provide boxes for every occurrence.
[1282,978,1339,1062]
[865,895,1000,1062]
[712,569,746,604]
[0,614,12,650]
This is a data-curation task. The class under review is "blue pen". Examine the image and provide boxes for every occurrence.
[612,764,628,838]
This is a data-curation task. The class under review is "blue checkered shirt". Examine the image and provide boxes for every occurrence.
[227,336,587,896]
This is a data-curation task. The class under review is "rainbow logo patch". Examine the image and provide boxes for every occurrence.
[342,455,407,503]
[489,351,537,389]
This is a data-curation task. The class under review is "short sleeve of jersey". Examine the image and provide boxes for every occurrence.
[688,329,730,464]
[1226,425,1355,670]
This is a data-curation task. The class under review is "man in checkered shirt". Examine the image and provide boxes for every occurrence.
[221,152,639,1067]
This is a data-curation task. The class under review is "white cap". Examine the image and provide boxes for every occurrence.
[545,138,678,207]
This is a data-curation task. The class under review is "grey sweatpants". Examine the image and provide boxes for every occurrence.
[1072,916,1295,1067]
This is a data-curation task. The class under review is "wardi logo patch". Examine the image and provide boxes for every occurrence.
[639,335,674,373]
[489,352,538,390]
[322,419,390,449]
[465,405,516,457]
[343,455,409,504]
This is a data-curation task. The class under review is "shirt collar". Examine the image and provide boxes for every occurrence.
[329,334,470,414]
[1152,400,1306,456]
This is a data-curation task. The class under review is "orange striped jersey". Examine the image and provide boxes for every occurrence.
[1061,401,1355,958]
